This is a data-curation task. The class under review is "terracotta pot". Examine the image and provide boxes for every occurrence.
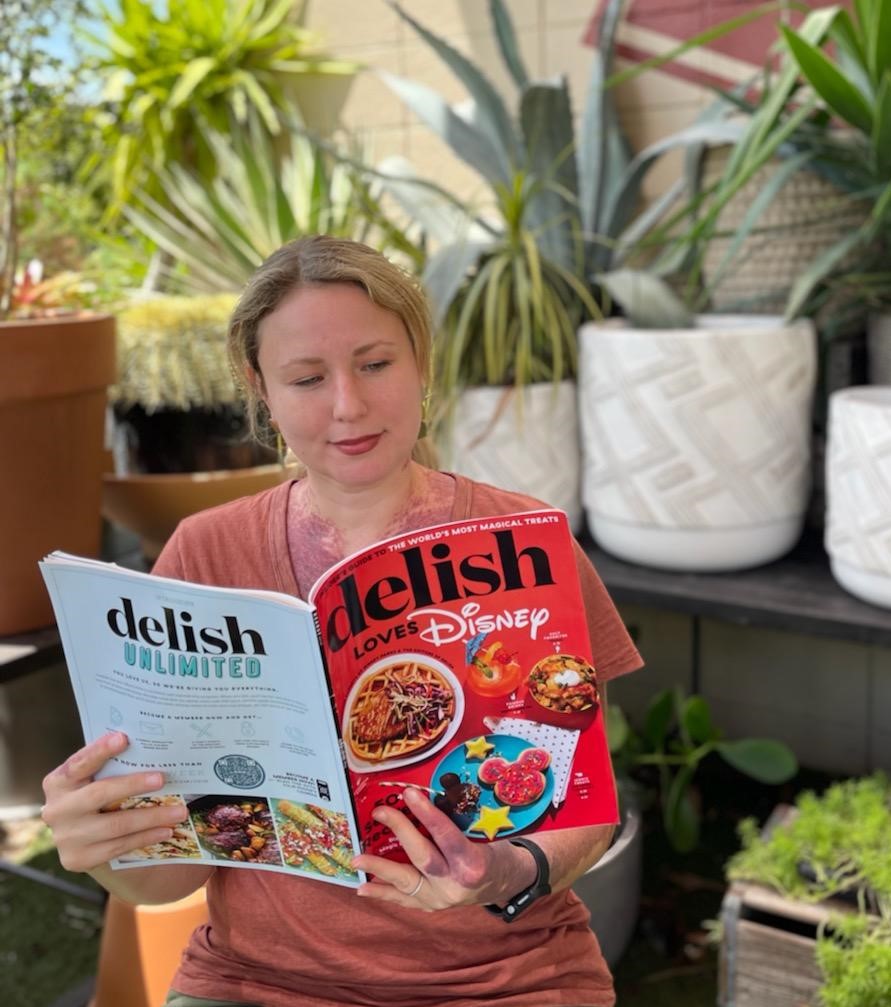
[0,313,116,634]
[102,463,298,561]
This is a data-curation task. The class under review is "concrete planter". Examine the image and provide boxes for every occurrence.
[436,381,583,532]
[825,386,891,608]
[578,315,817,571]
[572,803,643,968]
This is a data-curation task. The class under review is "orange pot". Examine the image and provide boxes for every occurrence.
[102,463,298,562]
[0,314,116,634]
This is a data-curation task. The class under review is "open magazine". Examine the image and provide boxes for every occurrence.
[40,509,618,890]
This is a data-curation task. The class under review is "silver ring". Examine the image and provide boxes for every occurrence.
[407,873,424,897]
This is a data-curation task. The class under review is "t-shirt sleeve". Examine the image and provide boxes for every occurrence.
[572,539,643,682]
[151,525,187,581]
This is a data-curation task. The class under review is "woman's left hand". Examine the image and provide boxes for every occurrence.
[351,786,535,912]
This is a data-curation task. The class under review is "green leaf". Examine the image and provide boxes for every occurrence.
[784,224,867,319]
[606,2,784,89]
[578,49,607,239]
[390,2,518,178]
[642,688,675,749]
[867,0,891,91]
[378,70,510,187]
[717,738,798,784]
[602,120,744,242]
[605,704,630,754]
[166,56,218,109]
[702,150,813,306]
[597,270,694,329]
[423,239,491,327]
[490,0,528,88]
[780,25,874,135]
[664,764,700,853]
[519,81,578,271]
[681,695,717,745]
[873,73,891,176]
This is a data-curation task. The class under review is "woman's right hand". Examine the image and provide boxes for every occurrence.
[41,731,188,873]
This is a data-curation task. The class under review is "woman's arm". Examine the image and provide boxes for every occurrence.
[351,786,615,912]
[42,731,214,906]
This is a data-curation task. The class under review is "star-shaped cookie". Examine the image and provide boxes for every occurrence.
[464,735,495,760]
[468,804,514,841]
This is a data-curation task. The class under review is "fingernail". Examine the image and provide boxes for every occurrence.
[109,731,127,748]
[145,773,163,788]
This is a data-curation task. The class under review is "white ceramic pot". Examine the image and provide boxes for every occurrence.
[572,803,643,968]
[436,381,583,533]
[578,316,817,571]
[825,386,891,608]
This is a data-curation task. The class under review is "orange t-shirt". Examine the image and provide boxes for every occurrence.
[154,475,642,1007]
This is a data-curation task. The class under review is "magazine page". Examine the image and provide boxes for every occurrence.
[308,510,618,862]
[40,553,364,888]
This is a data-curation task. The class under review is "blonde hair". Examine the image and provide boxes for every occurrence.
[228,236,434,465]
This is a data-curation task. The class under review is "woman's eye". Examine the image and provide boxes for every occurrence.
[363,360,391,373]
[292,375,322,388]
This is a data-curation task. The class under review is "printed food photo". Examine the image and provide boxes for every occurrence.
[343,653,463,770]
[526,654,600,715]
[187,795,283,866]
[273,799,359,881]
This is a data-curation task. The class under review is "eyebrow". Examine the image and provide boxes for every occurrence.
[279,340,399,367]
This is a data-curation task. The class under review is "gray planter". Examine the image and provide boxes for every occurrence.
[572,803,643,968]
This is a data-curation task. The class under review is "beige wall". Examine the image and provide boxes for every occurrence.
[304,0,704,204]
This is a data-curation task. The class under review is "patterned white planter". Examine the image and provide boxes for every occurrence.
[578,316,817,571]
[825,387,891,608]
[436,381,582,532]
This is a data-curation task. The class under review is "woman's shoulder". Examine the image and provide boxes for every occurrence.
[176,480,290,539]
[154,481,292,587]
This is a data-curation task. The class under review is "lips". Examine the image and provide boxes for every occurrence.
[332,434,382,456]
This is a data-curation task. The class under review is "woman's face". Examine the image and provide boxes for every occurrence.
[255,282,424,492]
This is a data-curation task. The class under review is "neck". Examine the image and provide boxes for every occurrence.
[300,462,423,552]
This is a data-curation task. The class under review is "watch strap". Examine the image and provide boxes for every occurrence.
[483,837,551,923]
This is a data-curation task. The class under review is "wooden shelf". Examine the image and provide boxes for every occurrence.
[583,528,891,648]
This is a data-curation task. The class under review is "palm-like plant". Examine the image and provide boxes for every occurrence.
[376,0,741,399]
[621,1,891,324]
[124,118,423,293]
[81,0,356,214]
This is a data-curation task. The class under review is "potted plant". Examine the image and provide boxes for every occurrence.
[103,120,418,561]
[82,0,362,217]
[0,0,118,635]
[721,773,891,1006]
[375,0,746,530]
[573,686,796,969]
[578,272,817,571]
[103,293,293,562]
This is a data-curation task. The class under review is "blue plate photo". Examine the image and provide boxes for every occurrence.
[429,733,554,838]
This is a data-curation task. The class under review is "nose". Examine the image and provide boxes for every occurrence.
[331,372,367,422]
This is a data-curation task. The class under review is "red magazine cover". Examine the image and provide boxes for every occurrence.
[309,509,619,861]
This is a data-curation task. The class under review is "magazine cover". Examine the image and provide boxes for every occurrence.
[40,508,617,886]
[40,555,366,888]
[309,509,618,862]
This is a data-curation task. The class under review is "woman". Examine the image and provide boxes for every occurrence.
[42,236,642,1007]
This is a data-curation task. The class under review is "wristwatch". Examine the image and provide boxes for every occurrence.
[483,837,551,923]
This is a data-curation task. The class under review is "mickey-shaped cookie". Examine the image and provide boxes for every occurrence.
[477,747,551,807]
